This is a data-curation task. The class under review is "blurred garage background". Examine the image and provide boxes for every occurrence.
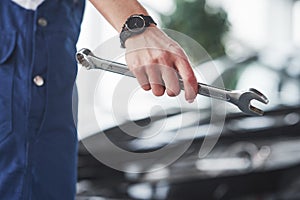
[75,0,300,199]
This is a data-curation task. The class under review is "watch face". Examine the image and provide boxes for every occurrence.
[126,15,145,32]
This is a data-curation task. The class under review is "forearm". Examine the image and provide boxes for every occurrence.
[89,0,149,32]
[89,0,198,102]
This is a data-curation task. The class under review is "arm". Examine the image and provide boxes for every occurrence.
[89,0,198,102]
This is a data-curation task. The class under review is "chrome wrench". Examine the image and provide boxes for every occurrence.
[76,48,269,115]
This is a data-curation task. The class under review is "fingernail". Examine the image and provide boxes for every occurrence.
[187,99,194,103]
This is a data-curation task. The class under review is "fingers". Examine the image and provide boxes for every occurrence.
[126,46,198,102]
[174,58,198,102]
[146,64,165,96]
[130,66,151,91]
[130,62,181,97]
[161,65,180,97]
[131,64,167,97]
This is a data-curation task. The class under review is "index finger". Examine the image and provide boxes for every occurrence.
[174,57,198,102]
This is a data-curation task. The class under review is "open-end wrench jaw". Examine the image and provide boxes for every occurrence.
[76,48,94,69]
[228,88,269,116]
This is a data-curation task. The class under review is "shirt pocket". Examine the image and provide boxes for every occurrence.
[0,30,16,143]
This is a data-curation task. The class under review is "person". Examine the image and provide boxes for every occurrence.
[0,0,198,199]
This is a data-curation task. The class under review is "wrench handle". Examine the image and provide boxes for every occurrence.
[177,81,230,101]
[197,83,230,102]
[77,48,230,102]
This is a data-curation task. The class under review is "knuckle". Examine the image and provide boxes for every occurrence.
[139,51,172,68]
[152,51,170,64]
[158,50,170,59]
[183,74,197,84]
[143,57,159,67]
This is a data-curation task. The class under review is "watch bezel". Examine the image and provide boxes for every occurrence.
[125,15,146,33]
[120,14,157,48]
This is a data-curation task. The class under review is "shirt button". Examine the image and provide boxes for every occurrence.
[38,17,48,27]
[33,75,44,87]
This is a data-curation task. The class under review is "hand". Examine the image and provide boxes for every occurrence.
[125,26,198,103]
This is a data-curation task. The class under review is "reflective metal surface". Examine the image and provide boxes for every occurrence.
[76,48,269,115]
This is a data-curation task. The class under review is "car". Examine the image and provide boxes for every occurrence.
[76,49,300,200]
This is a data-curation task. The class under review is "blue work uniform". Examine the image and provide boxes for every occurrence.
[0,0,85,199]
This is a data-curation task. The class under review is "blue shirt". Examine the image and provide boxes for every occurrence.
[0,0,85,199]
